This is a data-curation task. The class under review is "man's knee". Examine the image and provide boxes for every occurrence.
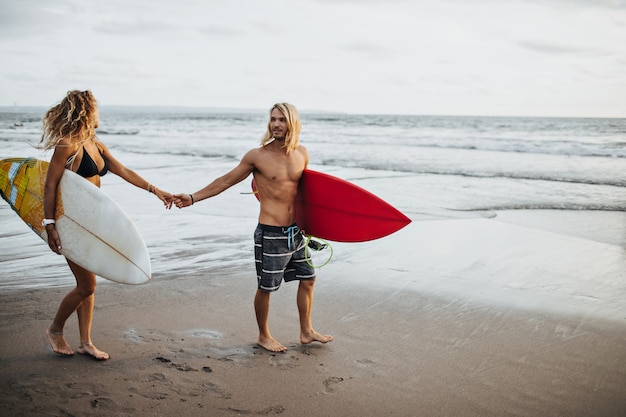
[299,278,316,289]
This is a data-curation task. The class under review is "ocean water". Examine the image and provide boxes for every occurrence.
[3,107,624,214]
[1,107,625,319]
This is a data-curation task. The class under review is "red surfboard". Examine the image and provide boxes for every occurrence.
[252,170,411,242]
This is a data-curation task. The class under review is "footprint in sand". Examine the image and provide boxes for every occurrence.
[64,381,104,399]
[323,376,344,393]
[90,397,114,409]
[268,354,300,369]
[123,328,166,343]
[154,356,198,372]
[129,374,171,400]
[123,328,144,343]
[190,329,223,339]
[355,358,375,367]
[89,397,135,414]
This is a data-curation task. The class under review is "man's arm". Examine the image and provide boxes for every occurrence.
[174,149,257,207]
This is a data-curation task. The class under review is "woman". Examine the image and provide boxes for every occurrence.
[40,90,172,360]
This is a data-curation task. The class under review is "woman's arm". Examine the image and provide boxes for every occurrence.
[99,143,172,208]
[43,141,73,254]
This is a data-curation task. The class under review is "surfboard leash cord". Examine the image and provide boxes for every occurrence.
[304,235,333,268]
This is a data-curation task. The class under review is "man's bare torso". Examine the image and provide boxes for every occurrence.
[251,141,308,227]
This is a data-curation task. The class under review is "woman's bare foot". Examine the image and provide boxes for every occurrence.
[46,327,74,356]
[77,342,110,360]
[258,335,287,352]
[301,330,333,345]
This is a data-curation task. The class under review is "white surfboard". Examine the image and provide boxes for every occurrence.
[0,158,151,284]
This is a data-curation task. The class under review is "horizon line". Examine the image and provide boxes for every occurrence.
[0,105,623,119]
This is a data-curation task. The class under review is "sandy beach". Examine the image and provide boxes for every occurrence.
[1,209,625,417]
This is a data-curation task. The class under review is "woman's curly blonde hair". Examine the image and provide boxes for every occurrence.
[39,90,99,150]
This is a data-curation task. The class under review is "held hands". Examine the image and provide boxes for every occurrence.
[156,188,174,209]
[172,193,193,209]
[148,184,174,209]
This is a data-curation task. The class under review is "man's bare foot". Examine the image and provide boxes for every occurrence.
[46,327,74,356]
[258,336,287,352]
[77,342,110,360]
[301,330,333,345]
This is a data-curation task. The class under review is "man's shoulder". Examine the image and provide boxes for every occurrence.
[295,144,309,159]
[242,146,273,168]
[243,146,263,159]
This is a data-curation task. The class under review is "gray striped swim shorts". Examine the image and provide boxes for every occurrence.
[254,224,315,292]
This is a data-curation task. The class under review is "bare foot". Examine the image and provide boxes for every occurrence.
[77,342,110,360]
[258,336,287,352]
[301,330,333,345]
[46,327,74,356]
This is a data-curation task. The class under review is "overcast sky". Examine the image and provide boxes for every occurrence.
[1,0,625,117]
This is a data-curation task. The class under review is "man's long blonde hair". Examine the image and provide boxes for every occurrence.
[39,90,99,150]
[260,103,301,152]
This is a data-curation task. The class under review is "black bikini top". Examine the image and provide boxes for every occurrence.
[74,147,108,178]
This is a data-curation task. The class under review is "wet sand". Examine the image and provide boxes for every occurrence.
[1,211,625,417]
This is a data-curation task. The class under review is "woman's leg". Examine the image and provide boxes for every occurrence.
[46,259,108,359]
[67,261,109,360]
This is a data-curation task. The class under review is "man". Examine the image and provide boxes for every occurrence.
[173,103,333,352]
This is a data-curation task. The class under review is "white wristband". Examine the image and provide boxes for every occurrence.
[42,218,56,226]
